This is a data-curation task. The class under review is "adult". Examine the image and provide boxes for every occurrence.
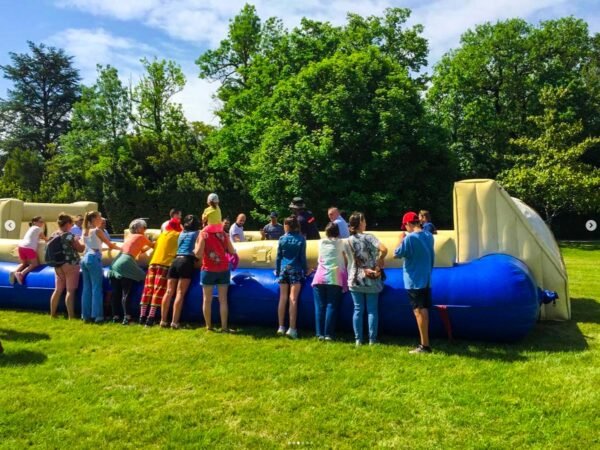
[394,211,435,354]
[81,211,120,323]
[109,219,155,325]
[261,212,284,240]
[100,218,111,241]
[222,217,231,234]
[419,210,437,235]
[327,207,350,238]
[229,214,246,243]
[311,222,348,341]
[197,226,237,332]
[161,215,201,329]
[289,197,320,240]
[71,215,83,238]
[49,213,85,319]
[345,212,388,346]
[161,208,182,232]
[275,216,310,339]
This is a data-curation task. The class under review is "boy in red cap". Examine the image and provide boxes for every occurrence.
[394,211,435,353]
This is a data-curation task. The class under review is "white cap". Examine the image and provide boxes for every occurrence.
[207,193,219,203]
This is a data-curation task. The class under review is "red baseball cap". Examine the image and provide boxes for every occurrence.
[401,212,419,230]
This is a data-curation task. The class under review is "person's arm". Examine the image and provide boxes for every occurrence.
[194,231,206,259]
[225,234,237,255]
[71,234,85,253]
[260,226,266,240]
[394,232,407,259]
[300,238,311,275]
[275,238,283,276]
[141,235,155,252]
[377,242,388,268]
[97,229,120,250]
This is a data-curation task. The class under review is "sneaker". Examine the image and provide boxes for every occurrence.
[122,317,129,326]
[409,344,432,354]
[145,317,155,328]
[286,328,298,339]
[276,326,286,336]
[317,335,325,341]
[112,316,121,324]
[324,336,334,342]
[369,340,378,346]
[139,316,147,326]
[8,272,16,285]
[355,340,362,347]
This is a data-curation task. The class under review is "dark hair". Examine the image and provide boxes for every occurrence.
[57,213,73,228]
[419,210,431,221]
[30,216,43,226]
[182,214,200,232]
[325,222,340,239]
[170,208,181,218]
[348,212,365,235]
[284,216,300,232]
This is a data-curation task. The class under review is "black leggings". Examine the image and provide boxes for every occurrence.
[110,277,134,318]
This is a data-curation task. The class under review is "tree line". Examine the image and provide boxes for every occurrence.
[1,5,599,231]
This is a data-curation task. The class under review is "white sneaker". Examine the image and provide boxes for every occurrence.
[277,326,286,336]
[355,340,362,347]
[286,328,298,339]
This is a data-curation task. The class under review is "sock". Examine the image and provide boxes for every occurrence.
[140,305,148,318]
[148,306,157,319]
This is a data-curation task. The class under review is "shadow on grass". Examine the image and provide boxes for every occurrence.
[560,241,600,251]
[0,328,50,342]
[0,349,47,366]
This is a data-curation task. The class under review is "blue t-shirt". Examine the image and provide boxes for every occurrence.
[263,223,284,240]
[71,225,82,238]
[333,217,350,239]
[394,231,434,289]
[177,230,199,256]
[422,221,437,235]
[276,232,307,275]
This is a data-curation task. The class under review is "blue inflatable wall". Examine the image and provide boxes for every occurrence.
[0,254,541,341]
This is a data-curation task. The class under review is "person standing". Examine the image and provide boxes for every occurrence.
[161,208,182,232]
[276,216,311,339]
[222,217,231,234]
[345,212,387,346]
[311,222,347,341]
[289,197,320,240]
[71,215,84,239]
[327,207,350,238]
[229,214,246,243]
[394,211,435,354]
[261,212,284,240]
[418,210,437,235]
[49,214,85,319]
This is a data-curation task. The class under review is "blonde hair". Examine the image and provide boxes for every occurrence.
[83,211,100,233]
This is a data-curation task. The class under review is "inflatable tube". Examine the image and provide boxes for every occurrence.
[0,254,540,342]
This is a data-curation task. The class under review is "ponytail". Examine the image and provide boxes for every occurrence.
[83,211,100,233]
[348,212,365,236]
[30,216,43,227]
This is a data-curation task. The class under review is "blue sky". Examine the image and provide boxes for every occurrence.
[1,0,599,124]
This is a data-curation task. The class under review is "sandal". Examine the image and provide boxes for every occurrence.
[160,321,169,328]
[171,322,180,329]
[222,328,237,334]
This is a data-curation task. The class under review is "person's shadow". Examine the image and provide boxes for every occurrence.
[0,328,49,366]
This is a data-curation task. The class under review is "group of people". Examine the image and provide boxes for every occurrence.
[10,192,437,353]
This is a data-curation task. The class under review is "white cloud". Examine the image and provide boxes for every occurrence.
[174,75,221,125]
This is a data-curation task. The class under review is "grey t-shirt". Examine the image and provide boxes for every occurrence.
[229,222,246,242]
[262,223,284,240]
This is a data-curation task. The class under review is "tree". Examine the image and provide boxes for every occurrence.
[428,17,599,179]
[131,58,186,137]
[0,41,80,160]
[498,86,600,223]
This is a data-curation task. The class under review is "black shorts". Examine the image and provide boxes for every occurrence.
[168,255,196,279]
[408,287,431,310]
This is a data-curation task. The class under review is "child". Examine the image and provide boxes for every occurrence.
[139,219,181,327]
[394,211,435,354]
[275,216,311,339]
[11,216,47,285]
[202,193,222,232]
[109,219,154,325]
[49,213,85,319]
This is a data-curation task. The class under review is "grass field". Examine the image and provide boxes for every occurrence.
[0,242,598,448]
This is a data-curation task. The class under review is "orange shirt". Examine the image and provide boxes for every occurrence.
[121,234,152,258]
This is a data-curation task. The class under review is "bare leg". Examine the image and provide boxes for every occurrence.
[161,279,177,323]
[202,285,214,329]
[414,308,430,347]
[50,287,65,318]
[278,284,290,327]
[288,283,302,329]
[171,279,191,325]
[217,284,229,330]
[20,260,39,279]
[65,289,76,319]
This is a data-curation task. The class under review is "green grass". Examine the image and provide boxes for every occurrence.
[1,243,599,449]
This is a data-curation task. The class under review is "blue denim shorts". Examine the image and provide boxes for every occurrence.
[200,270,230,286]
[278,266,304,285]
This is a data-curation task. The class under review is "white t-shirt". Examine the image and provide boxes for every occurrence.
[160,220,169,232]
[21,225,43,250]
[229,223,246,242]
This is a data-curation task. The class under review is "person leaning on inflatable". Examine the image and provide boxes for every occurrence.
[289,197,320,240]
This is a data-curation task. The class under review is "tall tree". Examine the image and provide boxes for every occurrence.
[131,57,185,137]
[498,86,600,223]
[0,41,80,160]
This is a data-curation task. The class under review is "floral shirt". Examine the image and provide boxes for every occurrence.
[51,231,80,265]
[345,233,384,293]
